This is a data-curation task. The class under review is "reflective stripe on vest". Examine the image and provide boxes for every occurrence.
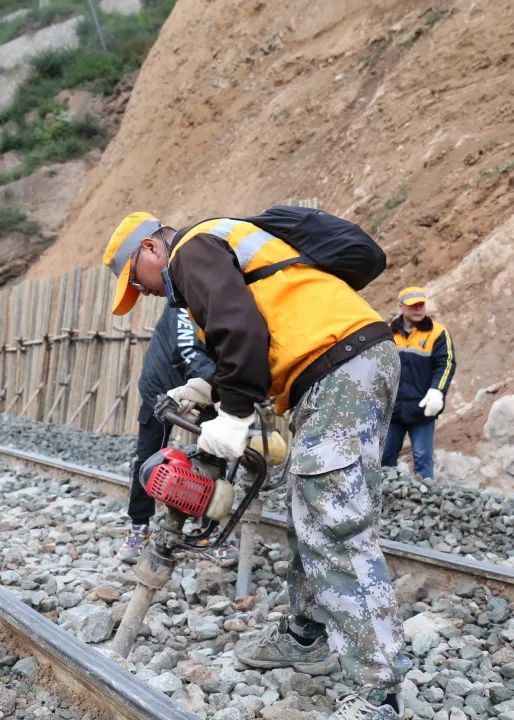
[170,218,287,273]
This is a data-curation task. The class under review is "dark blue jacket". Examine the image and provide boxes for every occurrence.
[391,315,456,424]
[138,305,215,424]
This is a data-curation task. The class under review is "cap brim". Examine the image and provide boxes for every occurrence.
[402,297,426,306]
[112,260,140,315]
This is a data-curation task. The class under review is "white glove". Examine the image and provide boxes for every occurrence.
[198,410,255,461]
[419,388,444,417]
[167,378,212,414]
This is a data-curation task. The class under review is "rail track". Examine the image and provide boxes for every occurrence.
[1,444,513,600]
[0,586,198,720]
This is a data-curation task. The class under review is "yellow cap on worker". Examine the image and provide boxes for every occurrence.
[103,211,161,315]
[398,286,427,306]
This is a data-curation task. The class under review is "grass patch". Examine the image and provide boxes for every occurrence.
[0,0,176,184]
[497,159,514,174]
[368,186,408,234]
[0,0,81,45]
[400,28,424,50]
[358,36,391,69]
[424,5,449,27]
[384,186,407,210]
[0,205,40,238]
[370,209,389,235]
[401,5,450,51]
[0,111,106,186]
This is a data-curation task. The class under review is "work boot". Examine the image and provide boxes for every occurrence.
[234,617,339,675]
[329,685,404,720]
[117,524,150,564]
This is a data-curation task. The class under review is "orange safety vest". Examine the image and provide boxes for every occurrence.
[171,218,383,413]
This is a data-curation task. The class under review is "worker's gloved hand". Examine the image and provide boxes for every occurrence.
[419,388,444,417]
[198,410,255,461]
[167,378,212,415]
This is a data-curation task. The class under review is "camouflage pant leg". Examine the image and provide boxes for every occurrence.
[286,340,410,689]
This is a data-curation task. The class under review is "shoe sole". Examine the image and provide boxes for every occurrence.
[235,651,339,676]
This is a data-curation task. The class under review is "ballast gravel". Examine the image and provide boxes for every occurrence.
[0,646,105,720]
[0,413,512,565]
[0,461,513,720]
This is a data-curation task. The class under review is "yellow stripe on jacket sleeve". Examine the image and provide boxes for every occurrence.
[438,330,453,391]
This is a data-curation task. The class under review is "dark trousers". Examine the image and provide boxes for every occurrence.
[128,415,170,525]
[382,419,435,480]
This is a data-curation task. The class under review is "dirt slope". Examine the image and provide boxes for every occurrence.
[27,0,514,424]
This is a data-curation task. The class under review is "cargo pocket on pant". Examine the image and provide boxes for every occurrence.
[290,435,361,476]
[290,436,367,542]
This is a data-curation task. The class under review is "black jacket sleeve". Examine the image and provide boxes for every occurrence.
[172,308,216,384]
[170,233,271,417]
[431,328,456,394]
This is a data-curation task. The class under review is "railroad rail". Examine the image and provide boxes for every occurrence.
[0,444,513,599]
[0,587,198,720]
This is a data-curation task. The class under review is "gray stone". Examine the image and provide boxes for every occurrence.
[501,619,514,643]
[0,570,21,585]
[206,595,232,613]
[494,700,514,715]
[502,663,514,679]
[455,582,478,598]
[412,634,434,657]
[12,655,39,676]
[490,687,514,705]
[407,697,435,719]
[404,612,453,642]
[187,613,220,640]
[423,687,444,703]
[0,685,16,713]
[261,690,280,706]
[488,597,510,623]
[58,591,83,608]
[464,694,490,714]
[147,648,179,672]
[60,604,114,643]
[147,672,182,694]
[213,709,244,720]
[449,711,466,720]
[459,645,483,660]
[484,395,514,442]
[394,573,430,604]
[446,677,474,696]
[180,574,197,601]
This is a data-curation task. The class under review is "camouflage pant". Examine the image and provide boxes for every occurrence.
[287,340,410,689]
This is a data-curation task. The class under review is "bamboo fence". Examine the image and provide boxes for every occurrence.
[0,198,317,437]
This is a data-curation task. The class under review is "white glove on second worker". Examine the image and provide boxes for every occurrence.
[198,410,255,461]
[167,378,212,414]
[419,388,444,417]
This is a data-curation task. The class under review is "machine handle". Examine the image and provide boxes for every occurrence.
[153,394,265,468]
[153,394,202,435]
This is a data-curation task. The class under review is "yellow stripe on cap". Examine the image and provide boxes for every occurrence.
[103,211,161,316]
[398,286,426,306]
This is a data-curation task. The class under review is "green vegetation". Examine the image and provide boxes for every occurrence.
[0,205,40,238]
[400,28,424,50]
[0,0,81,45]
[477,158,514,182]
[497,159,514,175]
[424,5,449,27]
[368,186,408,235]
[358,36,391,70]
[401,5,450,50]
[370,209,389,235]
[384,185,407,210]
[0,0,176,185]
